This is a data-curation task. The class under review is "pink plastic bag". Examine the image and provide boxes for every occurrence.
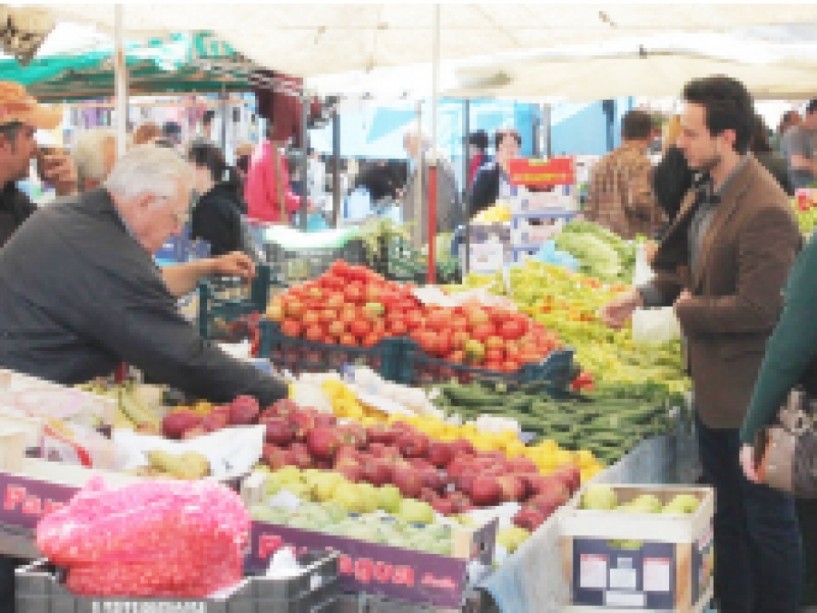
[36,477,249,597]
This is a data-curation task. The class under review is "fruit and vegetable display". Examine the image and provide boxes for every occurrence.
[265,260,563,376]
[794,191,817,235]
[461,260,689,393]
[554,220,635,283]
[432,379,683,465]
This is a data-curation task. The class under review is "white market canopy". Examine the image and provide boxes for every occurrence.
[37,3,817,101]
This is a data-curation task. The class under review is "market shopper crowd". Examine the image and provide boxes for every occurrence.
[1,73,817,612]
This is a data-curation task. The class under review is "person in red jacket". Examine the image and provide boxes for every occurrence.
[243,126,301,223]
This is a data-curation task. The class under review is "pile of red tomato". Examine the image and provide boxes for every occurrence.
[266,260,562,372]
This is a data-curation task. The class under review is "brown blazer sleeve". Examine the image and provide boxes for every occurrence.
[674,206,799,336]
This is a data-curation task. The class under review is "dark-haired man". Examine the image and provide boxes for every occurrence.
[585,109,663,239]
[0,81,77,247]
[601,76,802,612]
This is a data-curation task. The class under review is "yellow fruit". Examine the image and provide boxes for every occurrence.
[504,440,526,458]
[575,449,595,468]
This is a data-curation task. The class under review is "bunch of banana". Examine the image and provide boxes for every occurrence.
[139,450,210,480]
[118,383,161,433]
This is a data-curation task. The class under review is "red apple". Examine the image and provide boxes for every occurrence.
[306,426,341,461]
[455,472,477,496]
[470,476,503,507]
[448,490,473,513]
[367,424,397,444]
[228,395,260,425]
[289,442,313,469]
[512,507,546,532]
[420,468,447,494]
[431,497,455,515]
[338,423,367,449]
[552,464,581,494]
[290,409,317,440]
[527,490,567,518]
[207,405,232,430]
[259,415,295,446]
[496,475,526,502]
[262,443,288,469]
[427,441,454,468]
[397,432,430,458]
[392,465,423,498]
[419,487,438,504]
[336,461,363,483]
[508,456,538,475]
[162,410,202,439]
[361,458,393,486]
[314,413,337,428]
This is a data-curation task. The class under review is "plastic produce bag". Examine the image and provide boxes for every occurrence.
[534,240,579,271]
[36,477,250,597]
[631,307,681,344]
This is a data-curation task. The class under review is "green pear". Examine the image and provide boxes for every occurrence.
[398,499,434,525]
[356,483,380,514]
[630,494,662,514]
[332,482,364,513]
[312,473,345,502]
[666,493,699,514]
[275,466,303,485]
[581,485,618,511]
[376,485,402,514]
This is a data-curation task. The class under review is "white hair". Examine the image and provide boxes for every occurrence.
[104,144,193,201]
[72,128,115,184]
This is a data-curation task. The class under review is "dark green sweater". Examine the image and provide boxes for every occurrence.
[740,233,817,444]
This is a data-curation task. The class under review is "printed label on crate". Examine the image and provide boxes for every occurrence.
[248,521,470,608]
[0,471,76,534]
[579,553,607,589]
[643,556,672,593]
[604,590,647,608]
[572,538,677,609]
[508,157,575,187]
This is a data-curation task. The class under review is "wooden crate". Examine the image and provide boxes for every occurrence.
[560,484,714,612]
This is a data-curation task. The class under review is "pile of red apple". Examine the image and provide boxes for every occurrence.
[161,395,263,439]
[260,398,579,531]
[266,260,562,375]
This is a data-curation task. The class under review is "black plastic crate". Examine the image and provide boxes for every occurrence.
[264,239,366,286]
[16,551,339,613]
[198,265,271,340]
[257,320,406,382]
[399,339,575,388]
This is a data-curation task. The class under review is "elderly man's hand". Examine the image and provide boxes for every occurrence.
[599,289,642,329]
[210,251,256,280]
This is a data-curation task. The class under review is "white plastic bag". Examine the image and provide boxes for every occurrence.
[631,307,681,344]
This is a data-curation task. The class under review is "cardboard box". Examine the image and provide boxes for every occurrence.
[243,493,497,611]
[560,485,714,611]
[510,214,570,247]
[509,186,578,214]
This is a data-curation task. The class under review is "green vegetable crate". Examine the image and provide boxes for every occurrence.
[197,265,271,341]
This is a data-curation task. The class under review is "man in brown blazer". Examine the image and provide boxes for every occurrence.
[601,76,802,612]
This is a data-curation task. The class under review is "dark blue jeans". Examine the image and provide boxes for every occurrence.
[696,413,802,612]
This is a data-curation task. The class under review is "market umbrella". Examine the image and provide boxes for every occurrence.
[445,51,817,100]
[45,4,817,78]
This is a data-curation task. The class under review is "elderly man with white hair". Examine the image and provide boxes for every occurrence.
[0,144,288,404]
[72,127,117,192]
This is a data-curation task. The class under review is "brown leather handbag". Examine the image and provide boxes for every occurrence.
[758,389,817,497]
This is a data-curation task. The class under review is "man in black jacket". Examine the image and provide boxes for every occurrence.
[0,144,288,404]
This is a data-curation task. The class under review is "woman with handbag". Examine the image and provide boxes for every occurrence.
[739,233,817,487]
[740,234,817,608]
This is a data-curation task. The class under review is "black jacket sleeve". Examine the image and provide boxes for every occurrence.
[469,164,500,217]
[94,268,288,405]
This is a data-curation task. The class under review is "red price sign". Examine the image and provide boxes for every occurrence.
[509,157,575,187]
